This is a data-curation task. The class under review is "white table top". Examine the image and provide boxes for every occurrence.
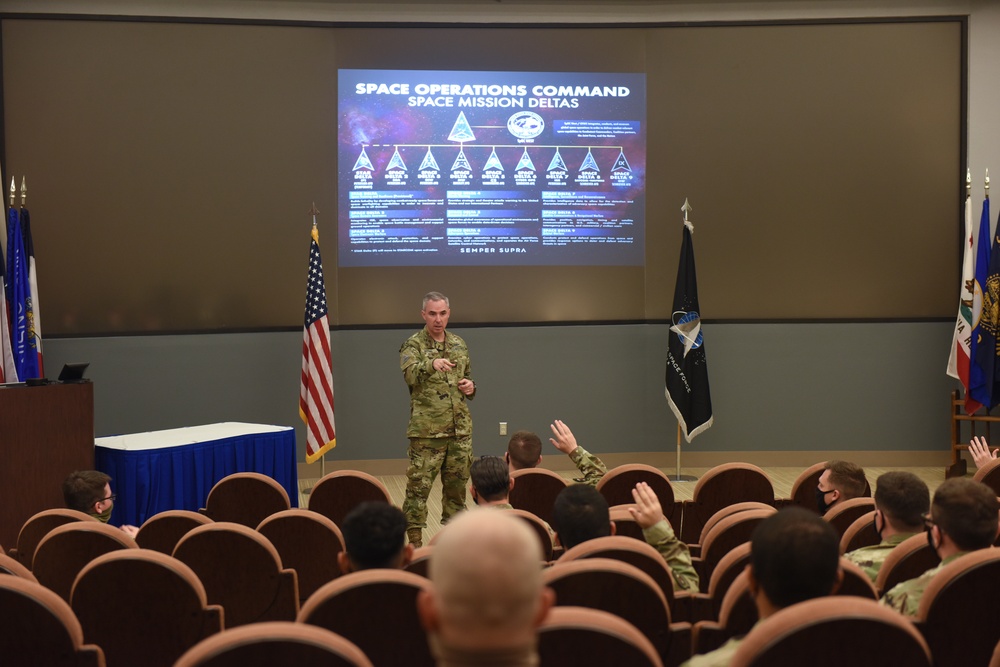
[94,422,294,451]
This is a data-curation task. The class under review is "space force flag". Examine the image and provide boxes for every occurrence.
[299,217,336,463]
[665,208,713,442]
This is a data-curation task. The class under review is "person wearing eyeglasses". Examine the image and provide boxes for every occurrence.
[62,469,139,537]
[880,477,999,616]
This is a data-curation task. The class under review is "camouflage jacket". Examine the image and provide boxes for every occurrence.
[681,622,761,667]
[880,551,966,617]
[844,532,917,584]
[401,327,475,438]
[643,519,700,592]
[569,446,608,486]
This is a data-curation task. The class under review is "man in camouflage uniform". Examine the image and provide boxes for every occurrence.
[469,456,515,510]
[844,471,928,583]
[400,291,476,547]
[506,420,607,486]
[551,482,699,593]
[881,478,999,616]
[682,508,842,667]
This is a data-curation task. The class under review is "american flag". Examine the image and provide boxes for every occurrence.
[299,224,336,463]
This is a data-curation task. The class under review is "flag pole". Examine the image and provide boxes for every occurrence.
[668,199,700,483]
[310,201,327,480]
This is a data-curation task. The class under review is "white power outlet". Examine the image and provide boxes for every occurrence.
[499,422,508,436]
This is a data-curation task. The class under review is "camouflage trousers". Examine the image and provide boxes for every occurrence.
[402,435,473,543]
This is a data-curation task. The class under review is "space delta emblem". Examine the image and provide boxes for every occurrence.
[507,111,545,140]
[671,310,703,358]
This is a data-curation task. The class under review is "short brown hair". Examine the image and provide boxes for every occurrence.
[824,460,867,500]
[62,470,111,513]
[507,431,542,470]
[932,478,999,551]
[874,471,929,532]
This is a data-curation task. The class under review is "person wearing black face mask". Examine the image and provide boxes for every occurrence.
[880,478,999,617]
[62,469,139,537]
[844,471,929,584]
[815,460,867,514]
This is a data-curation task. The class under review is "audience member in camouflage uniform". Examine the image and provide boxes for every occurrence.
[506,420,607,485]
[419,509,554,667]
[816,460,868,515]
[337,501,413,572]
[551,482,699,592]
[880,477,999,617]
[682,508,842,667]
[970,435,999,469]
[844,471,929,583]
[400,291,476,547]
[470,456,515,510]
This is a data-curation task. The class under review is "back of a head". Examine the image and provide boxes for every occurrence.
[471,456,510,502]
[551,484,611,550]
[825,460,867,500]
[932,478,1000,552]
[62,470,110,513]
[874,471,930,532]
[340,501,407,570]
[507,431,542,470]
[429,508,546,647]
[751,507,840,609]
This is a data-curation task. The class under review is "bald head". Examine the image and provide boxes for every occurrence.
[420,509,552,651]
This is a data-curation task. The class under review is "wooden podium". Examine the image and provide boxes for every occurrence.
[0,382,94,549]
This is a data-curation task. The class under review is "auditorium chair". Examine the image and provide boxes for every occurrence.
[972,456,1000,496]
[299,569,434,667]
[913,548,1000,667]
[307,470,393,526]
[174,622,373,667]
[837,558,878,600]
[200,472,291,528]
[542,557,690,666]
[689,502,775,558]
[559,534,691,622]
[838,511,879,554]
[404,545,434,578]
[0,551,38,583]
[777,461,871,512]
[9,507,96,568]
[822,497,876,539]
[257,508,346,604]
[135,509,213,554]
[32,521,137,601]
[873,532,940,597]
[538,606,664,667]
[727,597,931,666]
[508,467,568,525]
[690,569,757,657]
[173,522,299,627]
[688,541,752,622]
[596,464,681,530]
[608,504,647,542]
[0,575,106,667]
[71,550,223,667]
[507,508,555,561]
[680,463,774,544]
[691,508,772,588]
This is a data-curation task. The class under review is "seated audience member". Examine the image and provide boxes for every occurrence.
[62,470,139,537]
[337,501,413,573]
[550,482,698,592]
[470,456,514,509]
[844,471,930,583]
[881,477,1000,617]
[969,435,998,469]
[816,460,867,514]
[418,508,554,666]
[506,420,607,485]
[681,507,842,667]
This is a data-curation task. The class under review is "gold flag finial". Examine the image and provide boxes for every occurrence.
[681,198,694,232]
[967,168,972,197]
[8,177,14,207]
[20,176,26,206]
[309,202,320,242]
[987,169,991,199]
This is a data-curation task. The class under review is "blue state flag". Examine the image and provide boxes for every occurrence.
[6,207,39,380]
[970,198,994,408]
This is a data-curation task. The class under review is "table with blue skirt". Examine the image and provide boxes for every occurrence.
[95,422,299,527]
